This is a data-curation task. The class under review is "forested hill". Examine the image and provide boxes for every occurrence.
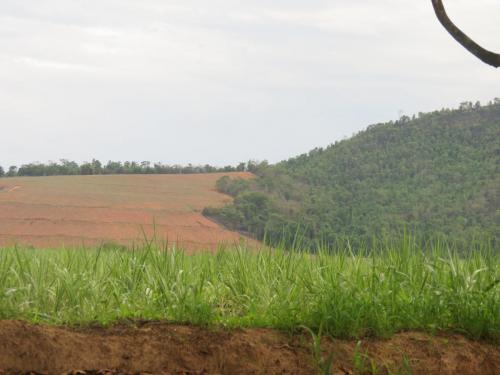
[204,101,500,249]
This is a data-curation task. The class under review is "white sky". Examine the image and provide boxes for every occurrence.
[1,0,499,168]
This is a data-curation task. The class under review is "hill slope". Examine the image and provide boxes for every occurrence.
[205,101,500,248]
[0,173,254,251]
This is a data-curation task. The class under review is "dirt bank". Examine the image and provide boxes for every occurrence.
[0,321,498,374]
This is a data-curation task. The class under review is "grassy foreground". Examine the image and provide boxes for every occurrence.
[0,242,498,341]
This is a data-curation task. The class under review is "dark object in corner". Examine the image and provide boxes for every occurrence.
[431,0,500,68]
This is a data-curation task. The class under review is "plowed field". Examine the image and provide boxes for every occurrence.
[0,173,253,251]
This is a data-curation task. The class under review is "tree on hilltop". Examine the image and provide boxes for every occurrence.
[6,166,17,177]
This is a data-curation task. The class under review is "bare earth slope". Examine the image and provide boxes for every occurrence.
[0,321,498,375]
[0,173,254,251]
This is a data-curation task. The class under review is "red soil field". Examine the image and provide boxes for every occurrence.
[0,321,498,374]
[0,173,254,251]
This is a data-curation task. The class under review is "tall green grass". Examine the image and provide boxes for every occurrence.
[0,241,498,341]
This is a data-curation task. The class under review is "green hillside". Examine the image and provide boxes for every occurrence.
[204,101,500,249]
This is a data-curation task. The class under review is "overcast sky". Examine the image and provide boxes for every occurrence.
[1,0,499,168]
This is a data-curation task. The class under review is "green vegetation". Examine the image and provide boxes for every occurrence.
[205,101,500,249]
[0,241,498,341]
[0,159,255,177]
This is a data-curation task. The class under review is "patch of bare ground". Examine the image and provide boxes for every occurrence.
[0,321,498,375]
[0,173,256,251]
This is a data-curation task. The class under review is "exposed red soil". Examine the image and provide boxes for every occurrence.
[0,173,256,252]
[0,321,498,375]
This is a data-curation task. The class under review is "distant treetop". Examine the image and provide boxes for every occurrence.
[0,159,257,178]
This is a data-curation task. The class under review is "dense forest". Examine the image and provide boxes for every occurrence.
[204,100,500,249]
[0,160,258,177]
